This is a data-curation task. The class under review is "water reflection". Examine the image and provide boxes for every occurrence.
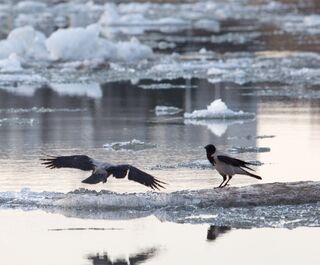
[207,226,232,241]
[87,248,157,265]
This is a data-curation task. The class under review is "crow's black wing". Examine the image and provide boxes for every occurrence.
[217,155,254,170]
[127,166,166,190]
[107,165,166,190]
[41,155,95,171]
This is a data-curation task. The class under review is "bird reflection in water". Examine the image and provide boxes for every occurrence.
[207,225,232,241]
[87,248,157,265]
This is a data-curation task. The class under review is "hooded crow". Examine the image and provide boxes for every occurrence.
[41,155,166,190]
[204,144,262,188]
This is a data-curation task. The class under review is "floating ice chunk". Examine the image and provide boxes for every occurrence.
[304,15,320,27]
[184,99,255,120]
[207,67,229,75]
[0,117,37,126]
[228,146,271,154]
[115,38,153,62]
[194,19,220,32]
[155,106,183,116]
[0,107,85,114]
[0,74,47,84]
[139,83,196,89]
[151,159,212,170]
[103,139,156,151]
[0,53,23,72]
[99,3,120,25]
[46,24,116,61]
[49,83,102,99]
[46,24,152,61]
[1,181,320,224]
[0,85,39,97]
[0,26,49,60]
[256,135,275,139]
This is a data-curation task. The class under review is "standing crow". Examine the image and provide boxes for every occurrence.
[204,144,262,188]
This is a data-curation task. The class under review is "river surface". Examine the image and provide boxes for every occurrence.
[0,0,319,264]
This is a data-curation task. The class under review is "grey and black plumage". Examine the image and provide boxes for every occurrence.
[204,144,262,188]
[41,155,166,190]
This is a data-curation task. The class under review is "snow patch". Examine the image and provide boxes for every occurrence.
[184,99,255,120]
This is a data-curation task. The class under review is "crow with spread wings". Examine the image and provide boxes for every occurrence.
[41,155,166,190]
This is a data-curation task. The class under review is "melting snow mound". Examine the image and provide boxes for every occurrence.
[184,99,255,119]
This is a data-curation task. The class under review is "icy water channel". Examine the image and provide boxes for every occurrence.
[0,0,320,264]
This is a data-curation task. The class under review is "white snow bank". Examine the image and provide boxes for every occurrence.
[155,106,183,116]
[0,53,23,72]
[184,99,255,119]
[0,25,153,62]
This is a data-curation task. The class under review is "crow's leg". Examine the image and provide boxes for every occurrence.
[222,176,232,188]
[217,175,227,188]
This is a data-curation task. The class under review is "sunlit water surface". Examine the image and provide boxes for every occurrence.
[1,0,320,264]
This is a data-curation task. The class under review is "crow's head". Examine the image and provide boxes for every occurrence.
[204,144,216,154]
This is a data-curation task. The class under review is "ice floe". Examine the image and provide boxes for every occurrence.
[0,117,37,126]
[150,159,211,170]
[49,82,102,99]
[103,139,156,151]
[0,26,49,60]
[184,99,255,120]
[0,53,23,72]
[46,24,153,61]
[98,3,219,36]
[1,181,320,227]
[228,146,271,154]
[0,25,153,62]
[155,106,183,116]
[0,107,85,114]
[0,83,102,99]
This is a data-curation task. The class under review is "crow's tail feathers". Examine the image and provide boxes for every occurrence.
[242,169,262,180]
